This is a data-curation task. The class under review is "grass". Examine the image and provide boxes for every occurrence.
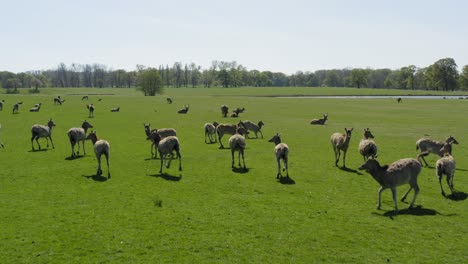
[0,87,467,263]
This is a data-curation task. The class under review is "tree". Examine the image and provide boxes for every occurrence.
[137,68,163,96]
[31,77,43,93]
[173,62,183,88]
[384,71,399,89]
[399,65,416,89]
[431,58,458,91]
[351,69,368,88]
[459,65,468,90]
[323,71,339,87]
[5,78,20,93]
[93,64,107,88]
[367,69,391,88]
[189,63,201,88]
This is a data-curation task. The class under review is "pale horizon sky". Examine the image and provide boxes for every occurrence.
[1,0,467,74]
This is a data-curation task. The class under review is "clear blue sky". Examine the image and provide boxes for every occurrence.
[1,0,467,74]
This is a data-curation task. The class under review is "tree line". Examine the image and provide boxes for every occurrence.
[1,58,468,94]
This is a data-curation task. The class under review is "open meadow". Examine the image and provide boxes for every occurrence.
[0,87,467,263]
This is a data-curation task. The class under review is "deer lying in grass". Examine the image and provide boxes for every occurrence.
[330,128,353,168]
[29,103,41,112]
[177,105,189,114]
[86,131,111,178]
[416,136,458,166]
[310,113,328,125]
[359,158,421,213]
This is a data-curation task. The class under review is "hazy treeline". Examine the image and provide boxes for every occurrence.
[1,58,468,92]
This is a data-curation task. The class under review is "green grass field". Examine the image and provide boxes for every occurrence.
[0,87,467,263]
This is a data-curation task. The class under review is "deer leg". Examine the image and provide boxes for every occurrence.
[105,152,110,178]
[71,141,76,157]
[276,158,281,179]
[401,185,413,203]
[447,174,454,195]
[49,136,54,149]
[166,153,173,168]
[177,151,182,171]
[241,150,246,169]
[391,187,399,213]
[408,184,419,208]
[231,150,235,168]
[284,157,289,177]
[439,175,446,197]
[35,137,41,150]
[417,151,430,167]
[333,147,339,166]
[31,136,36,150]
[342,150,347,168]
[159,152,164,173]
[377,186,384,210]
[96,154,102,176]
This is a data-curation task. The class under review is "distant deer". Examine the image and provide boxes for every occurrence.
[54,96,65,105]
[177,105,189,114]
[221,105,229,117]
[310,113,328,125]
[87,104,95,118]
